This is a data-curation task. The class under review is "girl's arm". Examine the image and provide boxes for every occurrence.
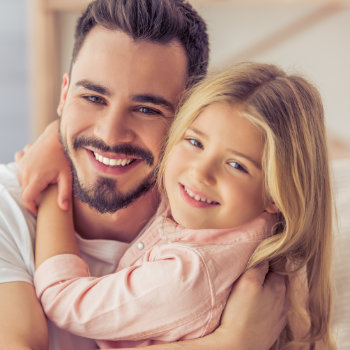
[34,228,285,345]
[34,206,288,350]
[16,120,72,215]
[35,185,79,269]
[115,265,288,350]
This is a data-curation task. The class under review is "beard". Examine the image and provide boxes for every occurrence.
[71,171,156,214]
[59,132,156,214]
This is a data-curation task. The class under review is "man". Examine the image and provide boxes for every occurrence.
[0,0,287,349]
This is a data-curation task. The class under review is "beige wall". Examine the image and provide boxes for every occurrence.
[196,2,350,146]
[33,1,350,146]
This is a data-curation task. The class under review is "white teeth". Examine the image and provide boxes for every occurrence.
[184,186,214,204]
[93,152,133,167]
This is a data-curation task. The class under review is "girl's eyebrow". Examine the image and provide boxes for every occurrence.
[187,127,208,138]
[228,149,261,169]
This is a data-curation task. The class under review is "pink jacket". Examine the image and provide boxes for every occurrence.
[34,204,275,348]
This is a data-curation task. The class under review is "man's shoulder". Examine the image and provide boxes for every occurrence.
[0,163,36,284]
[0,162,29,214]
[0,162,21,194]
[0,161,35,228]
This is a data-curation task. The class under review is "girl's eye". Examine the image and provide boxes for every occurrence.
[228,161,248,173]
[186,138,203,149]
[84,95,106,105]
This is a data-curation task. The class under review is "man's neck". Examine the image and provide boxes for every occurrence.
[72,188,160,243]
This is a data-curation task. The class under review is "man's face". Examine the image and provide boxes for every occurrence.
[58,26,188,213]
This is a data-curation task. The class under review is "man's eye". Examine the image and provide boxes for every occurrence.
[84,95,105,104]
[228,161,248,173]
[137,106,161,115]
[186,138,203,149]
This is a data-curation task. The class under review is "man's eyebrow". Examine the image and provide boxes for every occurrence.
[75,80,111,97]
[132,95,175,113]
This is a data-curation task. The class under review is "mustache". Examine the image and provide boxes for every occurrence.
[73,137,154,167]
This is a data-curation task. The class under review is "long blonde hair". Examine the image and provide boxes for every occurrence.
[158,62,334,349]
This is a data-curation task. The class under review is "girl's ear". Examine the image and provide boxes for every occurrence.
[57,73,70,117]
[265,201,279,214]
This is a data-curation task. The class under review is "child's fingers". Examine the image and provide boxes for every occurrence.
[22,180,48,216]
[57,172,73,211]
[14,151,25,163]
[22,186,38,216]
[23,144,32,153]
[14,144,32,164]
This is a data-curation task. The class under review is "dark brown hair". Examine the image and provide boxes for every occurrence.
[71,0,209,86]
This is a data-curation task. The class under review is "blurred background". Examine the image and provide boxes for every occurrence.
[0,0,29,163]
[0,0,349,163]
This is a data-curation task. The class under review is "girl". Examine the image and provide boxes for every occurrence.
[33,62,334,349]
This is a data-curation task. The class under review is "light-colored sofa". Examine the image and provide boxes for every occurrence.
[331,158,350,349]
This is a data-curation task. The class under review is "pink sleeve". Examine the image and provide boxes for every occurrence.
[34,246,218,342]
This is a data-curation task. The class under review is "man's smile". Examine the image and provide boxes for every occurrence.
[93,151,135,167]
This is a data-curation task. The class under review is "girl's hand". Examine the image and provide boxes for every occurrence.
[16,120,72,215]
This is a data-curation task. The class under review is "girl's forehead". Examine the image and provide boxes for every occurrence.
[190,102,244,127]
[191,103,263,144]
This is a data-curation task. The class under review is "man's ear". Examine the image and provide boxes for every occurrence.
[265,201,279,214]
[57,73,70,117]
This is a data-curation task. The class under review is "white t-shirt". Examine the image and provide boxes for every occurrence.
[0,163,131,349]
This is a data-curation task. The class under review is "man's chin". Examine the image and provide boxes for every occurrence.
[73,175,155,214]
[59,132,157,214]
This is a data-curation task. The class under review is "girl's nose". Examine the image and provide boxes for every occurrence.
[189,157,217,186]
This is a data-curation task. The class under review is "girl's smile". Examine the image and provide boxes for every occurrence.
[179,183,220,208]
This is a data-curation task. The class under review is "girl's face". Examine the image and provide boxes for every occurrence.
[164,102,276,230]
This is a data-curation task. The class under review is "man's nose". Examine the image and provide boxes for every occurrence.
[94,105,136,144]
